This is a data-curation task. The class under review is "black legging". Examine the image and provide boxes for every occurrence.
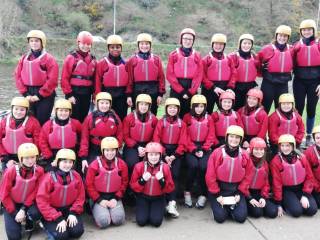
[312,191,320,208]
[29,93,55,126]
[247,191,278,218]
[201,81,229,114]
[123,145,146,175]
[112,95,128,121]
[234,82,257,111]
[70,93,92,123]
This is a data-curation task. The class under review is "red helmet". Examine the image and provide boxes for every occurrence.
[247,88,263,103]
[219,91,235,101]
[249,137,267,152]
[77,31,93,45]
[145,142,163,154]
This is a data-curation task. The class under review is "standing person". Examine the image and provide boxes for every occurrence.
[258,25,293,113]
[130,142,174,227]
[95,35,129,121]
[86,137,128,229]
[166,28,203,118]
[0,143,44,240]
[37,149,85,239]
[270,134,317,218]
[0,97,41,171]
[229,34,259,111]
[14,30,59,125]
[61,31,96,123]
[206,125,253,223]
[292,19,320,146]
[202,33,237,114]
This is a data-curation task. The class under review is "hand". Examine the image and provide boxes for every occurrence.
[157,96,162,106]
[217,196,224,206]
[155,171,164,180]
[142,172,152,181]
[242,141,249,149]
[26,96,32,101]
[225,89,235,96]
[127,97,133,107]
[259,198,266,208]
[99,200,109,208]
[56,220,67,233]
[67,214,78,228]
[108,199,117,209]
[277,206,284,217]
[31,95,40,102]
[51,160,57,167]
[316,85,320,97]
[6,160,16,168]
[165,156,172,166]
[138,147,145,157]
[195,151,203,158]
[182,94,189,99]
[234,195,240,203]
[249,199,260,207]
[15,209,26,223]
[213,87,225,96]
[68,96,76,104]
[300,196,310,209]
[82,160,88,173]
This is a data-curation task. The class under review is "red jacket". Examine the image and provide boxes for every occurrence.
[228,52,261,80]
[304,145,320,192]
[14,52,58,97]
[270,154,314,202]
[205,146,253,197]
[249,158,270,199]
[0,116,41,157]
[211,110,244,138]
[292,39,320,67]
[39,118,82,159]
[0,165,44,213]
[36,170,85,221]
[85,156,128,201]
[130,161,174,194]
[183,113,218,152]
[166,48,203,95]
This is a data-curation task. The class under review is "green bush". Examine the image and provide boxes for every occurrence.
[64,12,91,35]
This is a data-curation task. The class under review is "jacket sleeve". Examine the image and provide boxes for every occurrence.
[60,54,75,96]
[85,161,101,202]
[202,56,213,90]
[0,167,17,213]
[69,173,85,215]
[268,111,281,145]
[176,121,187,156]
[29,117,41,149]
[163,164,175,193]
[115,160,129,199]
[155,55,166,96]
[14,55,28,95]
[256,109,268,139]
[270,156,283,202]
[78,115,91,158]
[123,114,138,148]
[238,152,254,197]
[205,149,221,195]
[129,163,145,193]
[166,52,184,94]
[0,118,8,156]
[188,52,203,95]
[295,113,305,145]
[227,55,237,89]
[126,56,136,96]
[301,155,314,195]
[202,115,218,151]
[260,163,271,199]
[39,54,59,98]
[24,167,44,207]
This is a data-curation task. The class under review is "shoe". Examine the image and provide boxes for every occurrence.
[195,195,207,209]
[167,200,179,218]
[25,219,34,232]
[305,134,314,148]
[184,191,193,208]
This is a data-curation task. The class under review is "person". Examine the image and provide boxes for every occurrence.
[166,28,203,117]
[61,31,96,123]
[270,134,317,217]
[247,138,278,218]
[202,33,237,114]
[206,125,253,223]
[95,35,129,120]
[86,137,128,229]
[36,149,85,239]
[79,92,122,173]
[229,34,259,111]
[183,94,217,209]
[126,33,165,115]
[258,25,293,113]
[39,99,82,171]
[0,143,44,240]
[153,98,187,218]
[130,142,174,227]
[14,30,58,125]
[0,97,41,171]
[292,19,320,146]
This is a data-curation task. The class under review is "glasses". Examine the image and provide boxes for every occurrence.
[182,38,194,41]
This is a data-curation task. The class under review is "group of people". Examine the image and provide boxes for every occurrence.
[0,17,319,240]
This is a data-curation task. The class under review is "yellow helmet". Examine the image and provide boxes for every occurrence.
[312,125,320,135]
[95,92,112,106]
[101,137,119,152]
[27,30,46,48]
[278,134,296,147]
[11,97,29,108]
[275,25,292,37]
[211,33,227,45]
[54,149,76,166]
[137,33,152,43]
[299,19,317,36]
[191,94,207,107]
[238,33,254,48]
[165,98,180,108]
[278,93,294,104]
[136,94,152,105]
[17,143,39,162]
[107,34,123,46]
[226,125,244,138]
[54,98,72,111]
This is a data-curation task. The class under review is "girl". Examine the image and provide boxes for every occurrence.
[79,92,123,173]
[126,33,165,115]
[37,149,85,239]
[270,134,317,217]
[206,125,253,223]
[0,143,44,239]
[86,137,128,229]
[61,31,96,123]
[166,28,203,117]
[258,25,293,113]
[95,35,129,121]
[130,142,174,227]
[153,97,187,218]
[14,30,59,125]
[183,94,217,209]
[202,33,237,114]
[0,97,41,170]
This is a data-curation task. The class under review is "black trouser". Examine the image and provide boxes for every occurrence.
[170,78,193,118]
[71,93,92,123]
[247,190,278,218]
[234,82,257,111]
[135,194,166,227]
[202,81,228,114]
[123,145,145,175]
[103,87,128,121]
[29,92,55,126]
[312,191,320,208]
[87,144,101,165]
[261,79,289,114]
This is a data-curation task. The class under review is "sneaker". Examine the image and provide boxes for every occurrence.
[195,195,207,209]
[184,191,193,208]
[167,200,179,218]
[25,219,34,232]
[305,134,314,148]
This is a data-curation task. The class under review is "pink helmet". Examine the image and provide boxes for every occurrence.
[249,137,267,152]
[219,91,235,101]
[145,142,163,154]
[247,88,263,103]
[77,31,93,45]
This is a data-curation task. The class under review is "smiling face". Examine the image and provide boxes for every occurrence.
[108,44,122,57]
[103,148,117,160]
[301,28,314,38]
[181,33,194,48]
[252,147,265,158]
[97,100,111,112]
[240,39,252,52]
[280,142,293,155]
[56,108,70,120]
[22,156,37,168]
[227,134,241,147]
[29,37,42,51]
[138,41,151,53]
[280,102,293,112]
[166,105,178,117]
[247,96,259,108]
[78,42,91,52]
[213,42,225,52]
[147,152,161,165]
[138,102,149,114]
[277,33,289,44]
[12,106,27,119]
[194,104,205,115]
[58,159,74,172]
[221,99,233,111]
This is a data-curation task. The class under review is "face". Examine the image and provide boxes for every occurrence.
[213,42,225,52]
[181,33,194,48]
[22,156,37,168]
[103,148,117,160]
[108,44,122,57]
[29,38,42,50]
[277,33,289,44]
[56,108,70,120]
[221,99,233,110]
[78,42,91,52]
[227,134,241,147]
[280,142,293,155]
[252,147,265,159]
[301,28,314,38]
[194,104,205,115]
[314,133,320,146]
[59,159,74,172]
[138,41,151,53]
[12,106,27,119]
[97,100,111,112]
[240,39,252,52]
[247,96,259,107]
[138,102,149,114]
[147,152,160,165]
[280,102,293,112]
[167,105,178,117]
